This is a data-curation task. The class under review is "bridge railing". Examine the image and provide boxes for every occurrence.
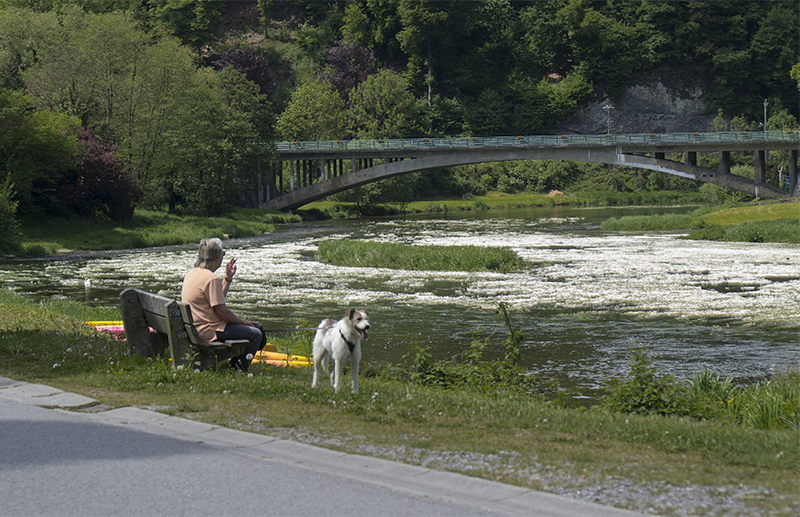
[276,131,799,153]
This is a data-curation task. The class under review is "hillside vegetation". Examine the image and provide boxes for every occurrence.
[1,0,798,253]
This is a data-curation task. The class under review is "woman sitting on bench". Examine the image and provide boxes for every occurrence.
[181,238,266,372]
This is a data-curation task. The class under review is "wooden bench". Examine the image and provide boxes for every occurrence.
[120,288,249,370]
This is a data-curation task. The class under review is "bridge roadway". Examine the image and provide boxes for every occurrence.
[260,131,799,211]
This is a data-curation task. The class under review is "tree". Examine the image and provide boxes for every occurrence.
[464,88,510,136]
[14,8,275,216]
[212,46,277,97]
[397,0,477,106]
[38,127,142,221]
[256,0,272,36]
[0,6,60,90]
[318,36,378,103]
[0,89,80,218]
[275,79,347,141]
[145,0,225,49]
[0,179,20,253]
[348,69,418,138]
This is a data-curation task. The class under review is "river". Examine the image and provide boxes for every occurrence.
[1,205,797,395]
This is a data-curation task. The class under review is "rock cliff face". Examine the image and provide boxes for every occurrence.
[557,75,714,135]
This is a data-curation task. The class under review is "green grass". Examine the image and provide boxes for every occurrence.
[601,201,800,243]
[17,208,301,256]
[302,191,585,217]
[0,291,798,516]
[317,240,532,272]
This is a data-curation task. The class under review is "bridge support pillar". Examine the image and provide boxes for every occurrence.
[790,149,798,195]
[719,151,730,175]
[655,152,665,160]
[685,152,697,166]
[289,160,295,191]
[755,150,766,184]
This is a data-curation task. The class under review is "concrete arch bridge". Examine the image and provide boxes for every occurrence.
[259,131,799,211]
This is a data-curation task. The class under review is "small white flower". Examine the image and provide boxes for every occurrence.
[247,373,253,378]
[177,365,184,371]
[246,353,254,361]
[66,348,72,353]
[194,369,200,373]
[223,390,231,395]
[51,363,60,369]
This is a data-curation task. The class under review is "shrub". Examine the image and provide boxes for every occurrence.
[0,180,20,253]
[602,345,690,416]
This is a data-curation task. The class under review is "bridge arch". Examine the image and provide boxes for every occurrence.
[262,132,798,211]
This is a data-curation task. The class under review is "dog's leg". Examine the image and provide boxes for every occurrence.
[333,357,344,392]
[312,344,327,389]
[350,358,359,394]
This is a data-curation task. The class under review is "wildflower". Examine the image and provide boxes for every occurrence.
[177,365,184,370]
[246,353,254,361]
[223,390,231,395]
[247,373,253,378]
[51,363,61,369]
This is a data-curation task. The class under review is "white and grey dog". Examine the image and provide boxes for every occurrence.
[311,309,369,394]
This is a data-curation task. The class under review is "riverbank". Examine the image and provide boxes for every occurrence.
[12,193,797,257]
[601,200,800,243]
[0,291,797,516]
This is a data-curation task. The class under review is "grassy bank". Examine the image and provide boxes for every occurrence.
[12,193,790,257]
[0,291,797,516]
[299,190,707,219]
[601,201,800,243]
[317,240,531,272]
[15,208,301,257]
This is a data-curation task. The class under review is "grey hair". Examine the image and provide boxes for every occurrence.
[195,238,224,269]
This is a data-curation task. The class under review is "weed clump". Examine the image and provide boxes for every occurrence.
[602,345,800,430]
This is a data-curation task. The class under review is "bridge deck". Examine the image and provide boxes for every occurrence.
[276,131,799,158]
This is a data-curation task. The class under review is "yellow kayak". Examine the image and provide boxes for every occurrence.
[253,350,313,368]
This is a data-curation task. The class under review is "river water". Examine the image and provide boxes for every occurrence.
[1,206,797,395]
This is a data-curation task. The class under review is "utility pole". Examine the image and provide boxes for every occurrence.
[603,105,612,134]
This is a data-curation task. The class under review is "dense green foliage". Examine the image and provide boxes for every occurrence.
[604,346,800,430]
[1,0,797,238]
[316,240,530,272]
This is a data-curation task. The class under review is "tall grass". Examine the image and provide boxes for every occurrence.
[18,208,300,256]
[317,240,531,272]
[605,346,800,431]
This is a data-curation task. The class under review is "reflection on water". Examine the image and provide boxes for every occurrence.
[1,206,798,393]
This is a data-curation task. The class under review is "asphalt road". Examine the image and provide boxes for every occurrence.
[0,376,647,516]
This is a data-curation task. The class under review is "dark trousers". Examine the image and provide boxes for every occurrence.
[216,323,266,370]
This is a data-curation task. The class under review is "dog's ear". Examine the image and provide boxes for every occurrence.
[346,308,356,320]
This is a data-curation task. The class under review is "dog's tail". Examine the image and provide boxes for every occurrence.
[316,319,336,334]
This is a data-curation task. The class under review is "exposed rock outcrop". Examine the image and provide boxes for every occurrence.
[557,75,714,135]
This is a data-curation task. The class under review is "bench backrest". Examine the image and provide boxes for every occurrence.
[120,288,202,365]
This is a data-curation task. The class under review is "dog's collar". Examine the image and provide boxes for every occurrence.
[340,330,357,354]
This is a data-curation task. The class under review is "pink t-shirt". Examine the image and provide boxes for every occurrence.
[181,267,227,342]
